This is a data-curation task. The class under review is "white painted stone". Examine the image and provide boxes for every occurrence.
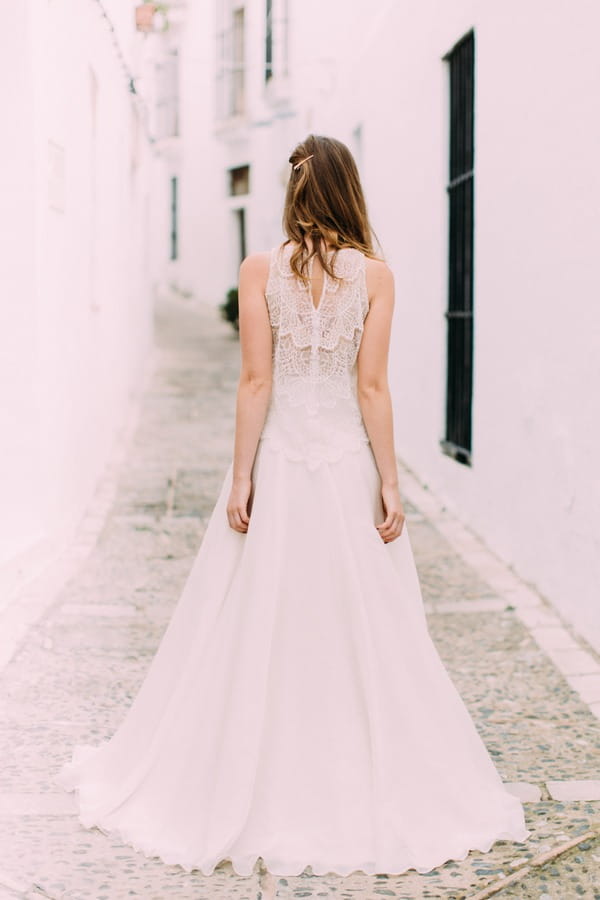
[477,571,521,593]
[60,602,137,618]
[516,607,562,629]
[589,702,600,722]
[566,674,600,704]
[504,782,542,802]
[545,648,600,676]
[530,626,580,651]
[501,586,543,609]
[463,559,512,582]
[425,599,507,614]
[545,780,600,802]
[0,793,77,816]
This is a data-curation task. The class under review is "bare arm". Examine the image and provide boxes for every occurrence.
[357,260,406,542]
[226,252,272,533]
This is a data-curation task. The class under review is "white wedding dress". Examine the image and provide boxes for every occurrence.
[55,243,530,877]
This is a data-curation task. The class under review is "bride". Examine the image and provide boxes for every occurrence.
[55,133,530,878]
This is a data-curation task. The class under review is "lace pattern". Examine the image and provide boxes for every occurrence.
[260,243,371,468]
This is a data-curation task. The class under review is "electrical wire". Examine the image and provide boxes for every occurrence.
[88,0,161,149]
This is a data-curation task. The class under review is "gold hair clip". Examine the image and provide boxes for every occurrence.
[293,154,314,170]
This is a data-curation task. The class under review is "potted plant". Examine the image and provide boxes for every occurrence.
[220,287,239,333]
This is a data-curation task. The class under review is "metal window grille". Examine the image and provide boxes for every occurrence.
[236,208,247,263]
[441,31,475,466]
[265,0,273,81]
[170,176,178,261]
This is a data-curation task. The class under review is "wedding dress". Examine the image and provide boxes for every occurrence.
[55,242,530,877]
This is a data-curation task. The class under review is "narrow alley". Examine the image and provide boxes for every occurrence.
[0,296,599,899]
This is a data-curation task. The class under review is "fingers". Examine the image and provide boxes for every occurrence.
[377,509,395,531]
[227,506,249,533]
[376,512,405,543]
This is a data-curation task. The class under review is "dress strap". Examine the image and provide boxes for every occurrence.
[266,244,282,297]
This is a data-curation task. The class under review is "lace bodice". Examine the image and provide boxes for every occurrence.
[260,242,371,468]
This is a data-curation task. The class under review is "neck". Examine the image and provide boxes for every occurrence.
[300,236,336,254]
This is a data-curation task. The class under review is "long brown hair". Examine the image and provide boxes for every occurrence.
[283,134,380,283]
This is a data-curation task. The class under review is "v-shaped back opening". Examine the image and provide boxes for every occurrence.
[274,243,366,316]
[308,255,328,312]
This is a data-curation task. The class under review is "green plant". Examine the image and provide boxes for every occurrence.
[220,287,239,332]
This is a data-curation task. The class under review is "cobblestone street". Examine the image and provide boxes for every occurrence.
[1,296,600,899]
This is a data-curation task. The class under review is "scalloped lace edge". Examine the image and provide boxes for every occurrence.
[66,795,531,879]
[271,323,365,352]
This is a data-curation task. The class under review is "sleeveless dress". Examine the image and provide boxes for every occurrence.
[55,243,530,877]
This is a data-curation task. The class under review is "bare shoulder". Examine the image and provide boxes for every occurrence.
[365,256,394,300]
[239,251,271,283]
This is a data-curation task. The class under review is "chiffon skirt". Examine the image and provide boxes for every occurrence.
[55,438,530,877]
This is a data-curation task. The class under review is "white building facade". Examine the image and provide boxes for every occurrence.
[0,0,181,598]
[173,0,600,652]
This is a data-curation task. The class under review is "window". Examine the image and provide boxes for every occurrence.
[229,165,250,196]
[170,176,178,261]
[231,7,245,115]
[265,0,273,82]
[215,3,246,118]
[263,0,289,91]
[441,31,475,466]
[235,208,247,263]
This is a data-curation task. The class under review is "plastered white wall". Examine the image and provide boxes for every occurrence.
[0,0,170,592]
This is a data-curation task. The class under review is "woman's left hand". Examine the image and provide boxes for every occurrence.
[227,477,252,533]
[376,483,406,543]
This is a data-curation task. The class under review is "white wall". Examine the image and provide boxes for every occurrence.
[0,1,43,569]
[0,0,171,597]
[463,2,600,648]
[307,0,600,650]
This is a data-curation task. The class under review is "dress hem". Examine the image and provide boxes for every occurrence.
[56,764,532,879]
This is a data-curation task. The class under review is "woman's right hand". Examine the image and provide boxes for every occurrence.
[376,483,406,543]
[227,476,252,533]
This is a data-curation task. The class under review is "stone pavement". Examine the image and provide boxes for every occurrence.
[1,296,600,900]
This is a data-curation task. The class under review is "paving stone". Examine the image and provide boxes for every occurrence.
[424,598,507,614]
[546,781,600,802]
[545,648,600,676]
[501,586,543,609]
[60,602,138,617]
[505,783,543,802]
[589,702,600,722]
[566,674,600,704]
[427,612,600,784]
[530,626,581,651]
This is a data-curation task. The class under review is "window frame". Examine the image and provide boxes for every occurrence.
[440,30,476,467]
